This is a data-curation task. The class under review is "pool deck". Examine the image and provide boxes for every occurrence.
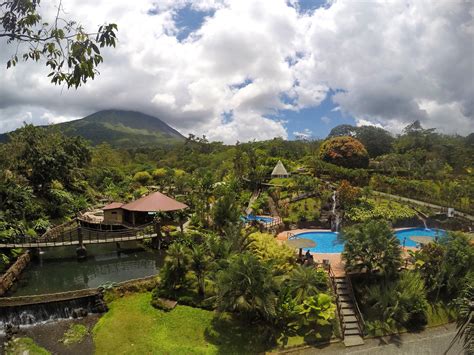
[277,228,420,277]
[277,229,346,276]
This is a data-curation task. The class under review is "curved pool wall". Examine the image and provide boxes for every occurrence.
[292,228,447,254]
[7,241,164,297]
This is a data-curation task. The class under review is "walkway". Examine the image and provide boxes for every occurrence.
[285,323,462,355]
[372,190,474,222]
[0,228,156,248]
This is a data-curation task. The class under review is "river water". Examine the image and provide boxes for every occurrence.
[8,242,165,297]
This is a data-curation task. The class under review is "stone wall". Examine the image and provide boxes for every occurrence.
[0,251,31,297]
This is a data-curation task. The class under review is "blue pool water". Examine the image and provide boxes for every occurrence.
[395,228,446,247]
[293,228,446,254]
[242,215,274,223]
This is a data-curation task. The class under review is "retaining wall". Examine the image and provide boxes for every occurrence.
[0,275,158,307]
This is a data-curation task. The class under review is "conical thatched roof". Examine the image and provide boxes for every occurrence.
[271,160,289,177]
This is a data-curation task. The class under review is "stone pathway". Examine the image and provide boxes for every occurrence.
[283,323,461,355]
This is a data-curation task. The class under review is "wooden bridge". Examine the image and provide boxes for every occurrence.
[0,219,156,250]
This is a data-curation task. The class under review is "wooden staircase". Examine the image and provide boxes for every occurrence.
[327,265,365,347]
[334,276,365,346]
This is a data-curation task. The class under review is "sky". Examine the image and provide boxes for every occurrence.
[0,0,473,143]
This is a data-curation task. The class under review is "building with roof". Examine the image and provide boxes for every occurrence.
[271,160,290,178]
[102,192,188,226]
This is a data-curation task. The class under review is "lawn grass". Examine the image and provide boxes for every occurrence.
[93,292,310,354]
[5,337,50,355]
[60,324,88,346]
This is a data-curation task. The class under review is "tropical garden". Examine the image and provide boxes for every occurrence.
[1,120,473,353]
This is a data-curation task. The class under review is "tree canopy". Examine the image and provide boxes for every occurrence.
[328,124,394,158]
[1,0,117,88]
[319,136,369,169]
[340,220,402,276]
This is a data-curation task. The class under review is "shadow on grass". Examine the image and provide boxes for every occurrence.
[204,314,334,354]
[204,315,270,354]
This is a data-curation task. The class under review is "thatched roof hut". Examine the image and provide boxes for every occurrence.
[271,160,289,178]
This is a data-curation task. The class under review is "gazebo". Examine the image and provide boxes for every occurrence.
[103,192,188,226]
[271,160,290,178]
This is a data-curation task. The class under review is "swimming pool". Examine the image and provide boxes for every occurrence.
[242,215,274,223]
[395,228,446,247]
[292,228,446,254]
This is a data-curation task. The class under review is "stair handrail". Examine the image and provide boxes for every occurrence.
[327,264,345,339]
[345,274,366,335]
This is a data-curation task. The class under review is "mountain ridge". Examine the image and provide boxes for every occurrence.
[0,109,186,147]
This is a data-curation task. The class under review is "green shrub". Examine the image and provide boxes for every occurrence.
[346,198,416,223]
[363,271,428,333]
[248,232,295,274]
[133,171,152,185]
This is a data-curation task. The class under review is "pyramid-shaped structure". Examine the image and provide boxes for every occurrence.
[271,160,289,178]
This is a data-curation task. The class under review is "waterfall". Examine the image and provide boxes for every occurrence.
[331,190,341,232]
[423,219,429,230]
[334,213,341,232]
[331,191,337,214]
[0,295,107,330]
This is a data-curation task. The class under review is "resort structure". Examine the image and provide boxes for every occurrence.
[271,160,290,178]
[101,191,188,226]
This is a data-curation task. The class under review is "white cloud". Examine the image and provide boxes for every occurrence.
[293,128,312,140]
[355,119,383,129]
[41,112,79,125]
[0,0,472,143]
[320,116,331,124]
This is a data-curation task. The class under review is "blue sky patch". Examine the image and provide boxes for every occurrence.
[270,91,356,139]
[174,5,215,42]
[229,78,253,91]
[292,0,331,14]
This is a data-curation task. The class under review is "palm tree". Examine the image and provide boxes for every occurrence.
[160,242,190,294]
[152,211,169,249]
[190,244,210,297]
[174,209,189,234]
[364,271,428,333]
[216,253,277,321]
[445,284,473,354]
[340,220,402,277]
[222,224,251,253]
[286,266,328,304]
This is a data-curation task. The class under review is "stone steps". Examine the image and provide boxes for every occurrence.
[331,275,365,347]
[344,335,365,347]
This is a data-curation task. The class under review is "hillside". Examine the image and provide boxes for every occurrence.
[0,110,185,147]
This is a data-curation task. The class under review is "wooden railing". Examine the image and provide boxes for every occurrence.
[3,221,156,248]
[327,263,345,339]
[261,216,283,230]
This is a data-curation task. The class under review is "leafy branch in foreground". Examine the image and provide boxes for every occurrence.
[1,0,117,88]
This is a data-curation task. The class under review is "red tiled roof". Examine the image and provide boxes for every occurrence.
[121,192,188,212]
[103,202,124,210]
